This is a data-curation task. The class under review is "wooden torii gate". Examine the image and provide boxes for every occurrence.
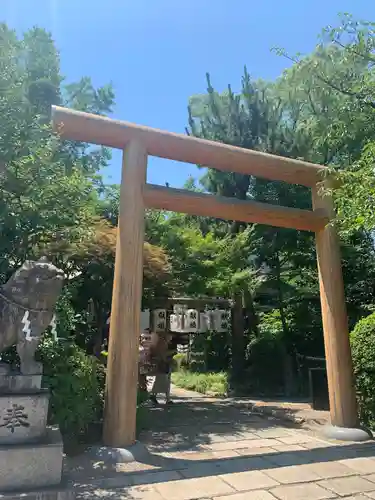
[52,105,359,447]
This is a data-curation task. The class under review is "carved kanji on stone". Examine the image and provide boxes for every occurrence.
[0,404,30,433]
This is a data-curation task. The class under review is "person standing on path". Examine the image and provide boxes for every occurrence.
[149,332,177,405]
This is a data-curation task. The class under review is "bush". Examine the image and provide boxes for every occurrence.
[95,349,150,436]
[205,330,230,372]
[172,370,228,396]
[38,337,105,442]
[173,352,188,371]
[244,334,285,395]
[350,312,375,429]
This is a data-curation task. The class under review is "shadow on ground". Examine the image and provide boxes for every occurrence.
[66,392,375,499]
[139,397,303,452]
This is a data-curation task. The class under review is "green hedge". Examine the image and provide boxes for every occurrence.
[351,311,375,429]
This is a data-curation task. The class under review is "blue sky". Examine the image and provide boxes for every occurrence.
[3,0,373,187]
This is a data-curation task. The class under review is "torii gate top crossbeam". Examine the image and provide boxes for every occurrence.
[52,106,326,187]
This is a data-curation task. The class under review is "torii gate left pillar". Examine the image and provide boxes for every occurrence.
[103,141,147,447]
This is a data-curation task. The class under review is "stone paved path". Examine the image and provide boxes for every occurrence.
[68,386,375,499]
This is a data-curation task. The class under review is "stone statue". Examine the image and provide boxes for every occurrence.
[0,257,64,375]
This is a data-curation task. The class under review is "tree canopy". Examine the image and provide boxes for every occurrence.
[1,14,375,397]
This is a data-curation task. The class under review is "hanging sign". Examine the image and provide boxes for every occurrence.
[185,309,199,333]
[153,309,167,332]
[213,309,230,332]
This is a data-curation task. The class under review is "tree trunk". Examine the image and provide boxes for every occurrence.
[274,253,296,397]
[231,292,245,382]
[244,289,259,336]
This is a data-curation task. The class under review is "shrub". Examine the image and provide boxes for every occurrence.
[173,352,188,371]
[172,370,228,396]
[38,337,105,441]
[244,334,285,395]
[90,349,150,435]
[189,334,207,372]
[205,330,230,372]
[350,312,375,429]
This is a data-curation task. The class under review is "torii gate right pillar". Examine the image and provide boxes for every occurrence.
[312,182,370,440]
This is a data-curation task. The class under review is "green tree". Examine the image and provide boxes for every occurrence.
[0,24,114,283]
[276,15,375,232]
[183,14,375,395]
[187,71,318,393]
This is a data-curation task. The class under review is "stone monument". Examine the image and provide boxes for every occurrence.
[0,257,74,499]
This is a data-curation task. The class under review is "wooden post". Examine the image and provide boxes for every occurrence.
[312,183,358,428]
[103,141,148,447]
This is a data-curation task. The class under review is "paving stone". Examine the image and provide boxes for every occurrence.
[225,431,259,441]
[201,424,237,433]
[363,491,375,498]
[318,476,375,496]
[255,428,294,439]
[235,446,276,457]
[270,444,306,453]
[77,485,165,500]
[307,461,357,479]
[213,491,278,500]
[265,463,322,484]
[82,475,134,489]
[179,461,222,478]
[263,451,311,467]
[166,449,239,461]
[343,496,375,500]
[300,440,336,449]
[336,446,375,460]
[125,484,166,499]
[1,484,74,500]
[277,434,314,445]
[202,438,280,451]
[220,469,279,491]
[210,449,241,458]
[270,483,335,500]
[306,447,352,464]
[363,473,375,484]
[75,486,121,499]
[217,456,271,474]
[203,433,229,443]
[154,476,235,499]
[340,457,375,474]
[130,470,183,486]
